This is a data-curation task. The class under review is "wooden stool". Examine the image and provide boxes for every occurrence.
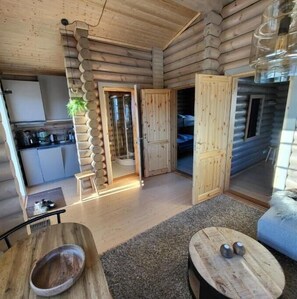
[75,170,98,201]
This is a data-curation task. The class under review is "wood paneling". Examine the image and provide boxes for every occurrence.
[141,89,171,177]
[0,0,197,75]
[192,75,232,204]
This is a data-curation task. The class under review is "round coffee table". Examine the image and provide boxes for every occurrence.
[188,227,285,299]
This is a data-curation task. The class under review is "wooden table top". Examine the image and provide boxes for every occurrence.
[189,227,285,299]
[0,223,112,298]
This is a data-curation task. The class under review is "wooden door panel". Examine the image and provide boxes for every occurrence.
[142,89,171,177]
[193,75,232,204]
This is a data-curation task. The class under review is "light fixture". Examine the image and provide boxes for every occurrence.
[250,0,297,83]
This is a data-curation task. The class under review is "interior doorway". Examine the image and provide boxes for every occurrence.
[106,91,135,179]
[176,87,195,176]
[228,76,289,206]
[98,83,142,190]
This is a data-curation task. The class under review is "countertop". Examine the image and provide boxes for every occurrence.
[18,141,76,151]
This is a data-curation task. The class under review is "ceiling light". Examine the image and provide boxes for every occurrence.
[250,0,297,83]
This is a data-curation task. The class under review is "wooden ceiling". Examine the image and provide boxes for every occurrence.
[0,0,232,76]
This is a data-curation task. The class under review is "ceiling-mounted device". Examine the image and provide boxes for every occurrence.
[250,0,297,83]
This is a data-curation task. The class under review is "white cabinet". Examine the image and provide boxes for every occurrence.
[38,75,70,120]
[37,147,65,182]
[61,144,80,177]
[20,149,44,186]
[2,80,45,122]
[20,144,79,186]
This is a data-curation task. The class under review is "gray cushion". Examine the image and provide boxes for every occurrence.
[257,207,297,261]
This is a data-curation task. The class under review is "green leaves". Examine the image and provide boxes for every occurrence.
[66,97,87,117]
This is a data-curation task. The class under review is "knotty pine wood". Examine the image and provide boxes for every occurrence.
[0,223,111,298]
[193,75,232,204]
[189,227,285,298]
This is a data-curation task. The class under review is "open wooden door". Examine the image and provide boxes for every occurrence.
[141,89,171,177]
[131,85,143,184]
[192,74,232,205]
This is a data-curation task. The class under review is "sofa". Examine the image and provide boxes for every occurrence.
[257,190,297,261]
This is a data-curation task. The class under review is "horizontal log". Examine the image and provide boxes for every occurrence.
[74,28,88,40]
[86,110,99,120]
[166,77,195,89]
[165,32,202,58]
[79,60,93,72]
[89,136,103,146]
[76,133,89,142]
[65,58,80,68]
[164,48,220,73]
[221,0,270,31]
[80,72,94,83]
[204,11,222,26]
[93,71,153,84]
[219,32,253,53]
[165,72,195,85]
[88,128,100,137]
[79,157,92,166]
[73,115,88,125]
[83,91,97,102]
[74,125,88,133]
[76,37,89,52]
[77,141,91,151]
[90,51,152,68]
[164,59,219,80]
[222,0,259,18]
[220,15,262,42]
[219,45,251,64]
[90,145,104,155]
[91,61,152,76]
[220,58,250,72]
[78,49,91,62]
[86,100,99,110]
[82,81,96,92]
[61,35,77,47]
[164,35,220,65]
[78,149,92,158]
[0,162,13,181]
[67,79,82,88]
[169,20,204,47]
[89,41,152,61]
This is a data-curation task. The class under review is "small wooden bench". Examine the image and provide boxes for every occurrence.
[75,170,98,201]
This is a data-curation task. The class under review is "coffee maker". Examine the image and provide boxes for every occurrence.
[16,130,39,148]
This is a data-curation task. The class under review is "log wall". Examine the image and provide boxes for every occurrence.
[231,77,277,175]
[219,0,270,73]
[61,28,153,190]
[164,11,222,89]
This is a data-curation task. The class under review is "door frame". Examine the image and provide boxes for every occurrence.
[224,71,255,191]
[98,82,141,185]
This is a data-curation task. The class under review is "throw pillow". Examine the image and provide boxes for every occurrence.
[269,189,297,220]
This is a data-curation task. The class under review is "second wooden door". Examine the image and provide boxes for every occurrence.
[141,89,172,177]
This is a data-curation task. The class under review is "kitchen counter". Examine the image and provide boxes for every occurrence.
[18,141,76,151]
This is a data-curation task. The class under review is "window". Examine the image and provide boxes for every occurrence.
[245,95,265,140]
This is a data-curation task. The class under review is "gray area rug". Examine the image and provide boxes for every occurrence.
[26,187,66,218]
[101,195,297,299]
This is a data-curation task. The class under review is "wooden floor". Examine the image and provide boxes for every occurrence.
[27,172,193,254]
[229,161,274,207]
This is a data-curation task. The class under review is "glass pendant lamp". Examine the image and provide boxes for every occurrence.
[250,0,297,83]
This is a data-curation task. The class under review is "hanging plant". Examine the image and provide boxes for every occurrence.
[66,97,87,117]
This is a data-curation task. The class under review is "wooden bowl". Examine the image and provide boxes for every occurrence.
[30,244,85,297]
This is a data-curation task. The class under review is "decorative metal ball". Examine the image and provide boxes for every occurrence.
[220,244,234,258]
[233,241,246,256]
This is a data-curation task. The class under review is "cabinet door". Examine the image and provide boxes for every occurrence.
[38,75,70,120]
[20,149,44,186]
[61,144,80,177]
[2,80,45,122]
[37,147,64,182]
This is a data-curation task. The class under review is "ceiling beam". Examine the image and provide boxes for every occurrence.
[171,0,223,13]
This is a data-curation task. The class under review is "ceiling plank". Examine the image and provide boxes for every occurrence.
[170,0,223,13]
